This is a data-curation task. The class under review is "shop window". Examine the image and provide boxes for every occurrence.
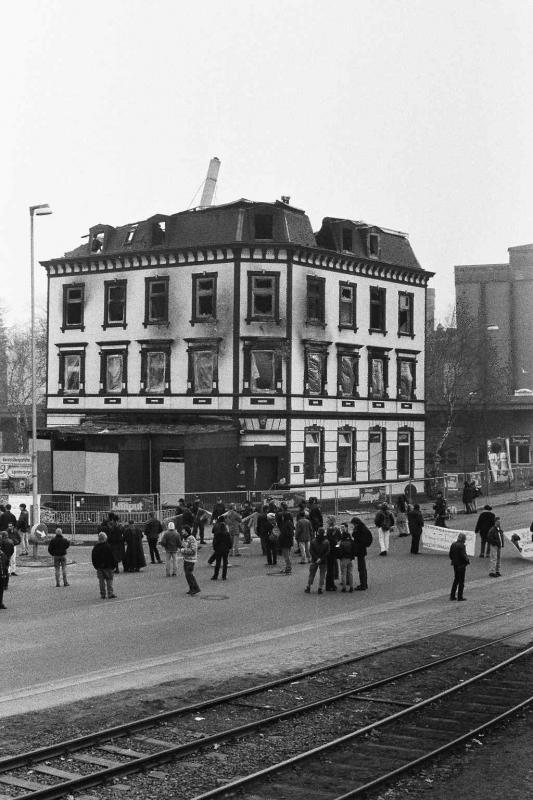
[398,292,414,336]
[144,277,169,326]
[304,427,324,480]
[103,280,127,329]
[369,286,386,332]
[62,284,85,331]
[337,428,355,480]
[192,273,217,322]
[339,282,357,330]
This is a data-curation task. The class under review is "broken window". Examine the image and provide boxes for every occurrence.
[63,284,84,329]
[397,429,413,477]
[250,350,276,393]
[398,359,415,400]
[306,351,325,395]
[338,354,358,396]
[368,428,386,481]
[123,225,137,246]
[191,350,215,394]
[398,292,414,336]
[193,274,217,320]
[104,281,127,327]
[152,220,166,246]
[247,273,279,321]
[91,231,105,253]
[106,354,123,394]
[146,351,166,393]
[369,286,386,331]
[254,213,274,239]
[339,282,356,328]
[145,278,169,324]
[370,357,385,398]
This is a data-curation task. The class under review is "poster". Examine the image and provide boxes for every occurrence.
[422,524,476,556]
[487,438,513,483]
[0,454,32,493]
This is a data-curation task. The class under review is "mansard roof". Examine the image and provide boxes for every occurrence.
[315,218,422,270]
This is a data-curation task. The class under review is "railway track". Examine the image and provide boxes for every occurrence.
[2,614,533,800]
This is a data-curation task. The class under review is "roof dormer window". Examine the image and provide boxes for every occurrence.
[152,220,166,246]
[254,213,274,240]
[91,231,105,253]
[342,228,353,252]
[368,232,380,258]
[124,225,138,246]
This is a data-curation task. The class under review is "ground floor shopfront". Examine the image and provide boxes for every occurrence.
[38,412,425,499]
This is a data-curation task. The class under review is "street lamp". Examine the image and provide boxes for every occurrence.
[29,203,52,526]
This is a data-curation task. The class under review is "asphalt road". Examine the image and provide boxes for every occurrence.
[2,503,533,717]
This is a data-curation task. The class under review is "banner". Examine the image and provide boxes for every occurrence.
[487,438,513,483]
[0,454,32,493]
[422,524,476,556]
[504,528,533,560]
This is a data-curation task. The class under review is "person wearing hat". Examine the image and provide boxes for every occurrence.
[47,527,70,587]
[160,522,182,577]
[475,505,496,558]
[374,503,395,556]
[91,532,117,599]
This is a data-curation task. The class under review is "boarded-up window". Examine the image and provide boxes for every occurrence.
[339,354,358,396]
[146,351,166,393]
[192,351,215,394]
[106,354,123,393]
[307,351,324,395]
[251,350,275,393]
[371,358,385,398]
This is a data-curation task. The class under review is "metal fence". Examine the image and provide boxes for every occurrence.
[425,465,533,504]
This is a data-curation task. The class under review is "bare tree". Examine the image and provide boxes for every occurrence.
[5,317,47,453]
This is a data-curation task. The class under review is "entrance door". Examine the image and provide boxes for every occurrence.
[245,456,278,490]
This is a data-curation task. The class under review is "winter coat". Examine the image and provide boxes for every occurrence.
[487,525,504,548]
[106,524,125,563]
[17,510,29,533]
[351,520,373,557]
[160,529,182,552]
[256,513,272,538]
[0,550,8,578]
[407,509,424,537]
[48,534,70,557]
[123,524,147,571]
[91,542,116,571]
[295,517,313,543]
[337,538,354,559]
[374,510,394,530]
[475,511,496,537]
[212,522,232,555]
[310,537,330,564]
[277,512,295,549]
[449,541,470,567]
[308,505,323,532]
[144,518,163,540]
[224,510,242,536]
[0,538,14,560]
[181,534,198,563]
[0,511,17,531]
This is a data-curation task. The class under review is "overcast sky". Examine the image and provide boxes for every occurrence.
[1,0,531,326]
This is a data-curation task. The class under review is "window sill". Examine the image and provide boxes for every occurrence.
[368,328,387,335]
[338,325,358,332]
[305,319,326,328]
[189,317,218,326]
[61,324,85,333]
[245,317,280,325]
[143,320,170,328]
[102,323,127,330]
[398,331,415,339]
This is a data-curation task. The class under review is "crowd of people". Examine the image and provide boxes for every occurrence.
[0,492,523,609]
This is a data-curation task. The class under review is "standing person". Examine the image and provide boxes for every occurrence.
[475,505,496,558]
[160,522,181,577]
[211,498,226,524]
[407,503,425,554]
[488,517,505,578]
[255,507,272,559]
[241,503,260,545]
[395,494,410,537]
[17,503,30,556]
[337,524,355,592]
[123,519,147,572]
[5,523,20,576]
[449,532,469,601]
[192,500,211,545]
[0,504,16,532]
[105,514,125,574]
[211,518,232,581]
[47,527,70,587]
[308,498,323,535]
[265,513,278,566]
[325,515,341,590]
[351,516,373,591]
[144,512,163,564]
[0,548,8,609]
[181,526,200,595]
[91,532,117,599]
[304,528,330,594]
[462,481,474,514]
[295,511,313,563]
[223,504,243,557]
[433,492,448,527]
[470,480,479,513]
[0,533,14,592]
[277,504,295,575]
[374,503,394,556]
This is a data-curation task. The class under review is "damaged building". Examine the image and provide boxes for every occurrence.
[40,194,432,499]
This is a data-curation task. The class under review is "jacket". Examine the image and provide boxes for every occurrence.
[144,518,163,539]
[160,529,182,552]
[0,538,14,560]
[182,534,198,563]
[48,535,70,557]
[487,525,504,548]
[295,517,313,542]
[374,510,394,530]
[212,522,232,555]
[407,509,424,537]
[91,542,116,571]
[277,512,295,548]
[351,520,373,556]
[449,541,470,567]
[17,510,29,532]
[337,538,354,559]
[475,511,496,536]
[310,537,329,564]
[308,505,323,531]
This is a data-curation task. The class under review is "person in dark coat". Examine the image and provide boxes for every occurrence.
[308,498,323,534]
[144,512,163,564]
[276,504,295,575]
[325,515,341,591]
[475,505,496,558]
[256,506,271,557]
[211,518,232,581]
[407,503,424,554]
[449,532,469,601]
[265,513,278,566]
[211,498,226,523]
[123,519,147,572]
[0,504,17,533]
[0,549,8,609]
[104,515,125,574]
[351,516,373,590]
[91,532,117,599]
[487,517,505,578]
[337,524,355,592]
[433,493,448,527]
[47,527,70,587]
[305,528,330,594]
[17,503,30,555]
[0,533,14,592]
[462,481,474,514]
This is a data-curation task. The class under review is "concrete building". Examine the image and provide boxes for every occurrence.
[40,198,432,497]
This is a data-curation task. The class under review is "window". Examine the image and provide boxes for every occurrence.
[192,273,217,322]
[477,445,486,465]
[247,272,279,322]
[254,213,274,239]
[342,228,353,251]
[123,225,137,246]
[369,286,386,332]
[103,280,127,328]
[398,292,414,336]
[368,231,380,258]
[336,346,360,397]
[339,282,357,330]
[91,231,105,253]
[368,348,390,399]
[303,341,330,396]
[337,428,355,480]
[186,338,222,395]
[397,429,414,478]
[304,427,324,480]
[152,220,166,245]
[56,345,87,396]
[510,437,531,465]
[98,342,129,395]
[62,284,85,331]
[368,427,386,481]
[397,358,416,400]
[144,277,169,326]
[139,340,172,395]
[243,339,284,394]
[306,276,326,325]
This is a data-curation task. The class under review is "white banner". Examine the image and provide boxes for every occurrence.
[504,529,533,560]
[422,524,476,556]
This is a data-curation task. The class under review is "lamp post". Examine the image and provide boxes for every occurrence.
[29,203,52,526]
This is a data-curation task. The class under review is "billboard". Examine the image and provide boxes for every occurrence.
[0,454,32,493]
[487,438,513,483]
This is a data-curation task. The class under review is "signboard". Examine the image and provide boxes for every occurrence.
[422,524,476,556]
[445,474,458,492]
[487,438,513,483]
[359,486,387,506]
[260,491,305,509]
[110,495,155,514]
[0,454,32,493]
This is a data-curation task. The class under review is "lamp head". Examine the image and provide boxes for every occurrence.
[30,203,52,216]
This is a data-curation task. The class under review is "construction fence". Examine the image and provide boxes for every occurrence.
[425,465,533,503]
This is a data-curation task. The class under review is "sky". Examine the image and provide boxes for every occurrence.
[1,0,532,326]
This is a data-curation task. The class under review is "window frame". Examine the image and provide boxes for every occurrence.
[303,340,330,397]
[62,283,85,332]
[185,337,222,396]
[103,280,127,330]
[306,276,326,326]
[369,285,387,333]
[191,272,218,324]
[246,271,280,324]
[396,353,418,400]
[367,347,391,399]
[338,281,357,331]
[138,339,172,395]
[397,427,414,479]
[368,426,386,482]
[367,231,381,259]
[143,276,169,327]
[56,344,87,396]
[97,341,130,396]
[242,338,284,395]
[304,426,325,482]
[398,291,415,337]
[336,344,361,398]
[337,426,356,481]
